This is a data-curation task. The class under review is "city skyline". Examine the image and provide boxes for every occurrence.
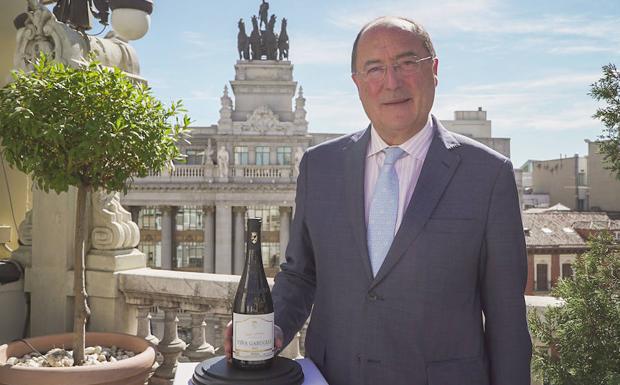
[125,0,620,167]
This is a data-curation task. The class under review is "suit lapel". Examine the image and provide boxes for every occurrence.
[370,118,462,289]
[343,126,373,283]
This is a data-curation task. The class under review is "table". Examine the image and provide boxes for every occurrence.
[173,357,329,385]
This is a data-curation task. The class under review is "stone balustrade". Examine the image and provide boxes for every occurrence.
[118,268,304,385]
[138,164,294,183]
[117,268,558,385]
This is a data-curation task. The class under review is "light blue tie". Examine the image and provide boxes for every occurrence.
[368,147,405,277]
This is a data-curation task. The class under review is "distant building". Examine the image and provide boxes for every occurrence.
[440,108,510,158]
[522,210,620,295]
[520,140,620,213]
[586,140,620,213]
[521,155,588,211]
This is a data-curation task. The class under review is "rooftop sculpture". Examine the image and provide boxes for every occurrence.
[237,1,289,61]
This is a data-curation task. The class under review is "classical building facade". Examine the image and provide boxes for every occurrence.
[121,6,513,277]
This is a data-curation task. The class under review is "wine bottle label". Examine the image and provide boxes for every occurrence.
[232,312,275,361]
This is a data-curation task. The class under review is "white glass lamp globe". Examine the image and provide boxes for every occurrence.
[111,8,150,41]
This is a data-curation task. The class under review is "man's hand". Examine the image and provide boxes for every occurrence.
[224,320,284,361]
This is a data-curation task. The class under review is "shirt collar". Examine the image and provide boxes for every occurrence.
[367,116,434,160]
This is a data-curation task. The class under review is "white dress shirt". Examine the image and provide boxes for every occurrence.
[364,116,434,234]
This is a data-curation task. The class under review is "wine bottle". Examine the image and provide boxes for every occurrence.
[232,217,275,370]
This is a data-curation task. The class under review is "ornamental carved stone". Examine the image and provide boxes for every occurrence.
[242,105,282,133]
[91,190,140,250]
[15,0,141,76]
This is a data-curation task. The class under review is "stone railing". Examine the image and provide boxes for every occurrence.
[136,164,295,184]
[117,268,558,385]
[118,268,304,385]
[231,165,292,180]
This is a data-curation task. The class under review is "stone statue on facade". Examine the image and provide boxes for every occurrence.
[249,15,261,60]
[217,146,230,178]
[278,18,289,60]
[202,139,215,166]
[263,15,278,60]
[237,19,249,60]
[258,0,269,30]
[294,146,304,175]
[294,86,307,125]
[241,1,290,61]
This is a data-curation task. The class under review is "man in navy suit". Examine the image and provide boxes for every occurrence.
[226,16,531,385]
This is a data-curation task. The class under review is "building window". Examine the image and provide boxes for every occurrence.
[176,206,203,231]
[577,199,585,211]
[138,207,161,230]
[139,241,162,268]
[255,146,270,165]
[246,206,280,266]
[536,264,549,291]
[234,146,249,165]
[276,147,292,165]
[175,242,203,270]
[561,263,573,279]
[184,149,202,165]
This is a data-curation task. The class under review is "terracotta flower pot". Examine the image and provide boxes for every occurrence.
[0,332,156,385]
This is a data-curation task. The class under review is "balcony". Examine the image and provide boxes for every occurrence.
[135,164,295,184]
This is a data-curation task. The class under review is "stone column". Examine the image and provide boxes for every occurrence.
[279,206,292,266]
[233,206,247,275]
[215,205,232,274]
[28,187,75,335]
[128,206,142,224]
[202,206,215,273]
[160,206,176,270]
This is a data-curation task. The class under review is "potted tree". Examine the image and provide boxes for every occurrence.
[0,53,189,385]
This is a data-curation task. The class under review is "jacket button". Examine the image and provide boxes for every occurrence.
[368,293,378,301]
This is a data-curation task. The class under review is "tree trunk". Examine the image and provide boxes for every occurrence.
[72,184,91,365]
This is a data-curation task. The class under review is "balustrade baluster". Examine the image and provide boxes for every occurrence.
[184,311,216,361]
[137,305,160,345]
[149,307,186,385]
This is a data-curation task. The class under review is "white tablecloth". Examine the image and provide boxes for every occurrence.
[173,357,329,385]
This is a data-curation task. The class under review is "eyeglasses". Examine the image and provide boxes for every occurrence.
[355,56,434,83]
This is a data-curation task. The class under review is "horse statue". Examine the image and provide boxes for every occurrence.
[249,15,262,60]
[237,18,249,60]
[267,14,277,33]
[278,17,289,60]
[263,14,278,60]
[258,0,269,30]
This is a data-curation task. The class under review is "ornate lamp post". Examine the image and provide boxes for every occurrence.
[51,0,153,40]
[9,0,156,344]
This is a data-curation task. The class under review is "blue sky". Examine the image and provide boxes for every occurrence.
[125,0,619,167]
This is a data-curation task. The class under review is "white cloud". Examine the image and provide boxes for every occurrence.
[326,1,620,56]
[305,90,368,133]
[461,73,600,92]
[327,0,496,32]
[434,72,602,134]
[182,31,209,48]
[549,45,620,55]
[288,34,350,65]
[186,89,220,102]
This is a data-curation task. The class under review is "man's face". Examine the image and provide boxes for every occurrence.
[352,25,438,144]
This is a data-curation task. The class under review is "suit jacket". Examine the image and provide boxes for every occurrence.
[272,117,532,385]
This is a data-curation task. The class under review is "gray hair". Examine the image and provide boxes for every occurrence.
[351,16,436,74]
